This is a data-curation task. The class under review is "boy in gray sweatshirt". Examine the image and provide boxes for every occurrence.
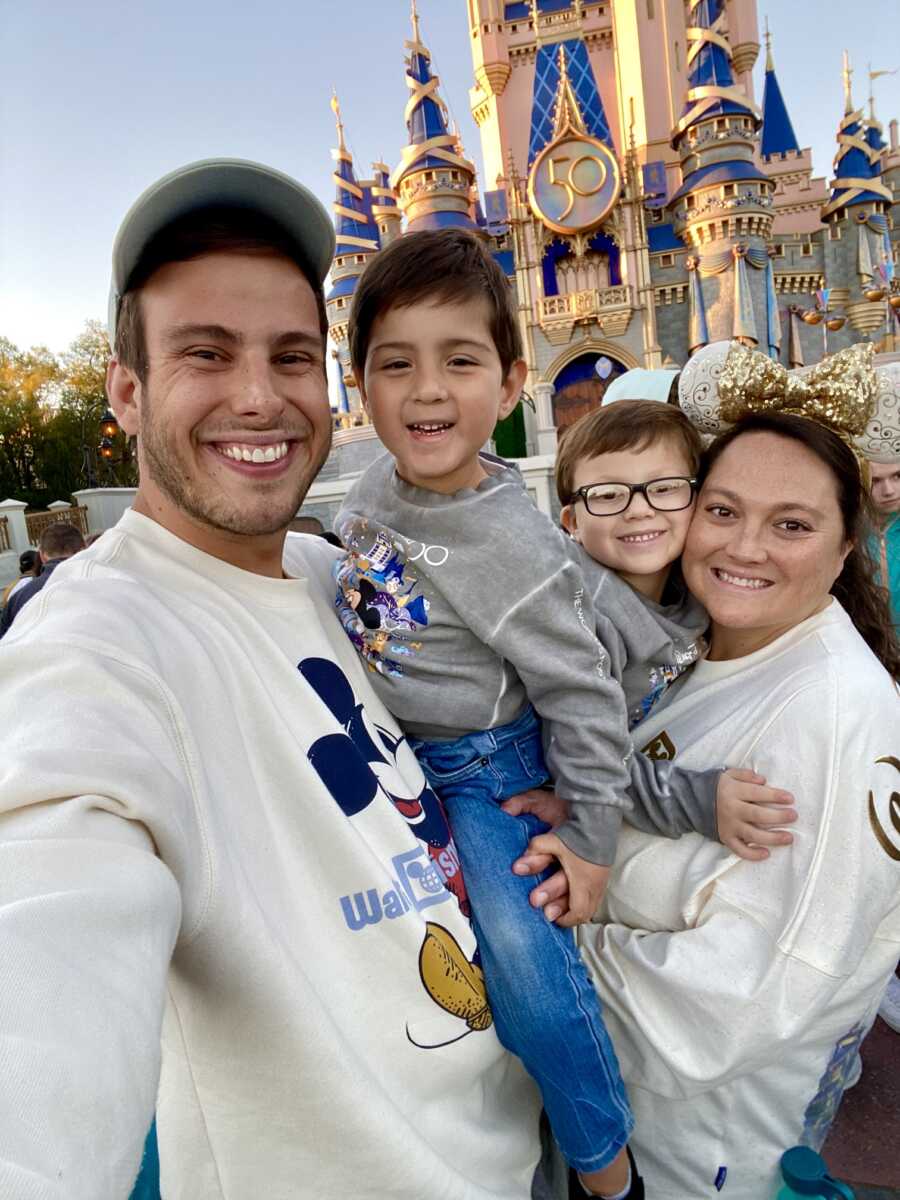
[334,230,792,1200]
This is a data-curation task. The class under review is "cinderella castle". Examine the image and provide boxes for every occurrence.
[306,0,899,518]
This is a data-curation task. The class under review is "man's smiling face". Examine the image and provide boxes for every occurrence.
[108,250,332,567]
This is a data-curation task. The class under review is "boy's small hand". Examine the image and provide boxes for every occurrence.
[716,767,797,861]
[515,831,610,927]
[501,788,569,827]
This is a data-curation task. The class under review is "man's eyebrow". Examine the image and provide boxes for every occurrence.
[162,323,242,346]
[270,331,324,353]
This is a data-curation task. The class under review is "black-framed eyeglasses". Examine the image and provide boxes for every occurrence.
[570,476,697,517]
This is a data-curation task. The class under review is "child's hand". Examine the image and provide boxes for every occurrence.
[515,831,610,927]
[717,768,797,861]
[501,788,569,827]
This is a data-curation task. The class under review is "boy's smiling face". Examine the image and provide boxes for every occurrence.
[561,435,696,601]
[360,297,525,494]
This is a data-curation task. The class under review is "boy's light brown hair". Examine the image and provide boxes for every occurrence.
[556,399,703,505]
[348,229,523,379]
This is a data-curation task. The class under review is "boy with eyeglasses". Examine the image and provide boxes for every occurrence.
[335,230,792,1200]
[557,398,709,728]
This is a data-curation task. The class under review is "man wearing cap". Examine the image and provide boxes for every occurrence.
[0,161,540,1199]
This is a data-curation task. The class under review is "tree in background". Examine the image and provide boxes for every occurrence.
[0,322,136,509]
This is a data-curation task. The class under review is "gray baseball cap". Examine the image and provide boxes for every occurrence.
[107,157,335,344]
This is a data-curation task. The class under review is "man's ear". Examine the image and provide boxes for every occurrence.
[106,358,141,438]
[560,503,580,540]
[498,359,528,421]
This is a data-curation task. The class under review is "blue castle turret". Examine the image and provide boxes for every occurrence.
[822,53,892,220]
[760,25,800,159]
[669,0,773,347]
[820,54,894,340]
[391,0,477,232]
[326,91,379,424]
[370,161,402,247]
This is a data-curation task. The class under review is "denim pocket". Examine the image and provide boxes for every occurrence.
[512,731,549,787]
[414,744,492,785]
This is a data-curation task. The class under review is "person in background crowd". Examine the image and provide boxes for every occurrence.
[1,549,40,609]
[0,523,85,638]
[868,456,900,1037]
[869,457,900,629]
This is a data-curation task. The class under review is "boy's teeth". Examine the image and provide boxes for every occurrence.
[622,531,662,543]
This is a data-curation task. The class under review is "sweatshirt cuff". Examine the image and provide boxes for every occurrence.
[554,804,623,866]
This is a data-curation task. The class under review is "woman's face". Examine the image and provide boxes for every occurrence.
[683,431,852,659]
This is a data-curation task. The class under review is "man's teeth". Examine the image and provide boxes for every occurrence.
[218,441,289,463]
[715,568,770,590]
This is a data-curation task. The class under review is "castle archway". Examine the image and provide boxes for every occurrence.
[547,349,632,430]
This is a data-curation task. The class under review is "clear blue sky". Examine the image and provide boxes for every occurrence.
[1,0,898,354]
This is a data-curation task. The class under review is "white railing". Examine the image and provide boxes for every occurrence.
[539,285,632,324]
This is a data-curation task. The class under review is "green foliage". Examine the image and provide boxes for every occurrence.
[0,322,137,509]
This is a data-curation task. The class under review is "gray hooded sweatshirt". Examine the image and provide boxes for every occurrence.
[337,453,717,863]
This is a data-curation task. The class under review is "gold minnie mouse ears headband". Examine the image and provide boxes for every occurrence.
[678,340,900,465]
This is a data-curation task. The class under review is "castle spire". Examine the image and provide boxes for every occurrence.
[329,91,378,258]
[672,0,760,145]
[552,44,587,139]
[760,23,799,159]
[821,52,892,219]
[842,49,854,117]
[391,1,477,231]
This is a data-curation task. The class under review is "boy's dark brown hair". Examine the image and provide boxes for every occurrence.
[348,229,523,379]
[556,399,703,505]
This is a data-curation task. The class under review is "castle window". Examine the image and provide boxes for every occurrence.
[772,243,784,257]
[723,184,736,198]
[356,255,366,264]
[801,242,813,256]
[425,172,434,181]
[660,253,675,268]
[716,119,727,133]
[829,224,842,240]
[674,42,681,71]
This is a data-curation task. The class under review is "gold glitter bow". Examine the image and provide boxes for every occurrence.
[718,341,878,438]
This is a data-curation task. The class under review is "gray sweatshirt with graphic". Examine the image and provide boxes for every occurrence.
[336,453,718,863]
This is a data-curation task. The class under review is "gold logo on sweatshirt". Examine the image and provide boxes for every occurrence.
[868,755,900,861]
[641,730,677,762]
[419,923,493,1032]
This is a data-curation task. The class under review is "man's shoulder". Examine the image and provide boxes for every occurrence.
[283,533,343,600]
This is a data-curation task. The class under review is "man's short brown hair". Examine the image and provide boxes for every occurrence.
[114,206,329,382]
[556,399,703,504]
[348,229,523,379]
[39,522,86,560]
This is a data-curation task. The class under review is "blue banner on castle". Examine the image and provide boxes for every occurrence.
[642,161,667,209]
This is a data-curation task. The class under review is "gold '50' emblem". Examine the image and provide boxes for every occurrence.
[528,133,620,236]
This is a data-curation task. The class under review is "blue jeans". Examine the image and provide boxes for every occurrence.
[410,705,633,1173]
